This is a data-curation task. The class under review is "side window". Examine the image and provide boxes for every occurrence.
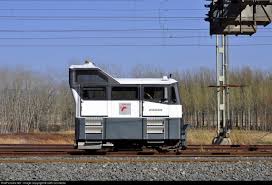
[76,70,108,83]
[144,87,165,103]
[170,86,177,104]
[81,87,106,100]
[112,87,138,100]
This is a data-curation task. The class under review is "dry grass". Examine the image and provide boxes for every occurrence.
[0,129,271,145]
[188,129,272,145]
[0,133,74,144]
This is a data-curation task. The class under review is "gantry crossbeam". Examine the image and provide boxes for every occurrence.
[205,0,272,35]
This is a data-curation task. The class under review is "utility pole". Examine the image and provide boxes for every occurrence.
[212,34,231,144]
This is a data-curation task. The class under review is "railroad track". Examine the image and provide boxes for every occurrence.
[0,144,272,157]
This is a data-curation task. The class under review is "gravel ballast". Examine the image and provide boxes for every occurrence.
[0,157,271,181]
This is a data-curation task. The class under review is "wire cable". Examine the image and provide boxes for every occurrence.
[0,8,205,11]
[0,36,211,40]
[0,43,272,47]
[0,0,144,1]
[0,35,271,40]
[0,16,203,20]
[0,28,209,32]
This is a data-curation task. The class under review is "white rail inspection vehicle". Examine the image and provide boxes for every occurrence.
[69,61,188,150]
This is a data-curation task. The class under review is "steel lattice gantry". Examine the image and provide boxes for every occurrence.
[206,0,272,35]
[205,0,272,144]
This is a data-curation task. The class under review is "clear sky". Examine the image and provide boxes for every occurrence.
[0,0,271,76]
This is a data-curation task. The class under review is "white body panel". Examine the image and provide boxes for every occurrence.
[169,105,183,118]
[143,101,169,117]
[71,89,80,117]
[72,91,182,118]
[81,101,108,116]
[108,101,140,118]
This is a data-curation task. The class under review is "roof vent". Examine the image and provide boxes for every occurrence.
[84,60,96,67]
[162,76,168,81]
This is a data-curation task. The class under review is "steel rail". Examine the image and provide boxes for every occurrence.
[0,144,271,157]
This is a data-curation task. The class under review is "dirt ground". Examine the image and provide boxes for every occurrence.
[0,129,271,145]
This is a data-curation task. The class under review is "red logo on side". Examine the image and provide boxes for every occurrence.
[121,105,127,112]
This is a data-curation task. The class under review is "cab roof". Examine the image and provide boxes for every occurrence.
[115,78,177,85]
[70,62,178,85]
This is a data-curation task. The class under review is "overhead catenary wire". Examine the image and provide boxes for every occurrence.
[0,18,203,22]
[0,16,203,20]
[0,28,208,32]
[0,35,272,40]
[0,0,145,1]
[0,43,272,47]
[0,36,211,40]
[0,15,270,20]
[0,28,272,33]
[0,8,205,11]
[0,1,271,47]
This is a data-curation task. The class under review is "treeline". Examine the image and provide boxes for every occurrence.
[178,67,272,131]
[0,65,271,133]
[0,67,74,133]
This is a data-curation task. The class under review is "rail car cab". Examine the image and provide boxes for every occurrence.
[69,61,188,150]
